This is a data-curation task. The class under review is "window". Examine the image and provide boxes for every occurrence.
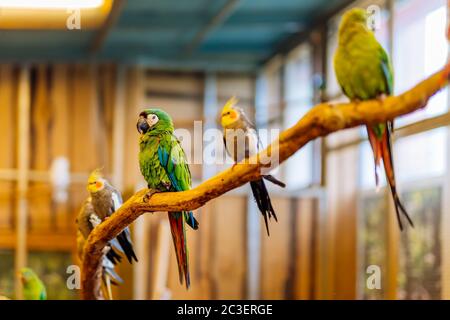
[393,0,448,125]
[358,193,388,299]
[283,44,314,189]
[398,185,442,299]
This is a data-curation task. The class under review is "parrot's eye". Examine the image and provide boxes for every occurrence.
[149,114,159,125]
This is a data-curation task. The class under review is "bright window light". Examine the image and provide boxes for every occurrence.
[0,0,104,9]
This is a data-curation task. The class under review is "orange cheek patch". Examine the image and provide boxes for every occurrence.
[230,111,237,119]
[96,181,103,189]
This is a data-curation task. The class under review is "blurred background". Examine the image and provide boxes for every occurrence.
[0,0,448,300]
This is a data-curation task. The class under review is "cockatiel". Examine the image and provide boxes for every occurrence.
[19,268,46,300]
[86,169,138,263]
[333,8,413,229]
[76,198,123,300]
[220,97,286,236]
[137,109,199,289]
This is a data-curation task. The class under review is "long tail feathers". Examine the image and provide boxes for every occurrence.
[367,124,414,230]
[168,212,190,289]
[116,228,138,264]
[263,175,286,188]
[250,179,278,236]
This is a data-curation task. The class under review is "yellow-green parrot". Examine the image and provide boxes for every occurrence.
[220,97,286,236]
[137,109,199,289]
[19,268,46,300]
[333,8,413,229]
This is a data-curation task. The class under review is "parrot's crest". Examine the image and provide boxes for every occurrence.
[220,96,241,128]
[88,168,103,184]
[222,96,238,114]
[87,168,105,193]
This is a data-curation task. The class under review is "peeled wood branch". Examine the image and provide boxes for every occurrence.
[81,63,450,300]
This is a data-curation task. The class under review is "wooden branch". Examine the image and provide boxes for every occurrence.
[81,63,450,300]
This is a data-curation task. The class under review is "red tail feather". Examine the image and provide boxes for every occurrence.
[168,212,190,289]
[366,124,414,230]
[367,126,381,186]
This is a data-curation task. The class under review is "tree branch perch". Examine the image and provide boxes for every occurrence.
[81,63,450,300]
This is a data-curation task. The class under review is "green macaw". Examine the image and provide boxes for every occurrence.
[19,268,46,300]
[137,109,199,289]
[333,8,413,229]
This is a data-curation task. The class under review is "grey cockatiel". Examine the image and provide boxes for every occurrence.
[86,169,138,264]
[220,97,286,236]
[76,197,123,299]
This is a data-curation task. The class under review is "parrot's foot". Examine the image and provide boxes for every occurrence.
[143,189,160,203]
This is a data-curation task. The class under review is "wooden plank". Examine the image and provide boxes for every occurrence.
[112,65,125,189]
[326,148,358,299]
[207,196,246,299]
[151,220,171,300]
[90,0,126,54]
[29,65,52,231]
[0,231,76,251]
[69,65,100,214]
[294,198,314,299]
[260,197,290,299]
[50,64,70,231]
[0,65,15,229]
[132,215,151,300]
[123,66,145,192]
[14,66,31,300]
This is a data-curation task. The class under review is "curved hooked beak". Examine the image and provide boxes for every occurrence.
[137,116,150,134]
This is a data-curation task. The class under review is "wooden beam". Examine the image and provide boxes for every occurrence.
[14,66,31,300]
[90,0,127,55]
[185,0,241,54]
[150,221,171,300]
[261,0,355,65]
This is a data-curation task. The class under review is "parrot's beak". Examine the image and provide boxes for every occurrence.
[137,116,150,134]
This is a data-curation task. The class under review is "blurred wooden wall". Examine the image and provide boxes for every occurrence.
[0,64,322,300]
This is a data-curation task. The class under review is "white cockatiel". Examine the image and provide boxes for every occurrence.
[220,97,286,236]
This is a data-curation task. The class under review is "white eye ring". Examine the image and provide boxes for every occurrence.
[148,114,159,126]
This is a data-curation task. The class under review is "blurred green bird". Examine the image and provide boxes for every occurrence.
[19,268,46,300]
[333,8,413,229]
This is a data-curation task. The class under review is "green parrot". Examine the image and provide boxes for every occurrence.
[333,8,413,229]
[137,109,198,289]
[19,268,46,300]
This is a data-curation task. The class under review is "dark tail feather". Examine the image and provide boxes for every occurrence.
[250,179,278,237]
[168,212,190,289]
[185,211,199,230]
[263,175,286,188]
[106,246,122,265]
[116,228,138,263]
[379,123,414,230]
